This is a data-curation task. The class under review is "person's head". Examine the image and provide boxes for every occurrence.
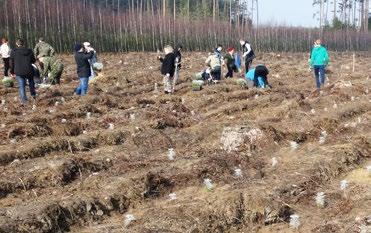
[314,39,322,46]
[216,44,223,52]
[164,45,174,55]
[1,38,8,44]
[74,43,83,52]
[239,40,245,46]
[227,47,235,54]
[38,37,44,42]
[16,38,24,47]
[83,42,91,49]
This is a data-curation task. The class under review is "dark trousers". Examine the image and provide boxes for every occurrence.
[211,69,221,81]
[245,59,253,73]
[225,67,234,78]
[313,65,326,89]
[3,58,10,76]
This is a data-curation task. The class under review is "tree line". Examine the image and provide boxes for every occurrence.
[0,0,369,53]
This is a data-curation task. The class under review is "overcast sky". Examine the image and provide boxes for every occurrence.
[257,0,370,27]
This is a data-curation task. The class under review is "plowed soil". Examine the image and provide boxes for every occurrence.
[0,52,370,233]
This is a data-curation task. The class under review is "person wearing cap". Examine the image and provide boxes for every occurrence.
[224,47,238,79]
[239,40,255,73]
[39,56,64,85]
[34,37,55,59]
[0,38,11,77]
[83,42,97,81]
[74,43,94,96]
[309,39,329,90]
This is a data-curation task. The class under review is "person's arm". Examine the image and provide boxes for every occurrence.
[309,48,314,67]
[242,44,251,58]
[33,44,39,58]
[323,48,329,65]
[205,56,211,66]
[81,51,94,60]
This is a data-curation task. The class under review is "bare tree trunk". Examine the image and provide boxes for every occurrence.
[364,0,369,32]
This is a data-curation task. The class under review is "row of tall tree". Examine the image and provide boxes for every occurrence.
[313,0,370,31]
[0,0,369,52]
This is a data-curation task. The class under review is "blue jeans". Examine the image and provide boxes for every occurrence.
[75,77,89,96]
[314,65,326,89]
[16,75,36,103]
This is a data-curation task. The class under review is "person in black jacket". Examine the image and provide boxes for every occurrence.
[158,45,177,94]
[10,38,37,104]
[239,40,255,74]
[74,43,94,96]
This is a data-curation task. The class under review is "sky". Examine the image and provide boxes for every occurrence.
[257,0,371,27]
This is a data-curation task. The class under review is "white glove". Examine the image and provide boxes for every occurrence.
[166,73,170,77]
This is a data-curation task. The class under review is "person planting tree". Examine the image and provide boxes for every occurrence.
[39,56,64,85]
[74,43,95,96]
[239,39,255,73]
[309,39,329,90]
[205,45,223,82]
[158,45,177,94]
[224,47,239,79]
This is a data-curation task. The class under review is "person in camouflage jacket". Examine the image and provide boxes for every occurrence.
[34,38,55,59]
[39,56,64,85]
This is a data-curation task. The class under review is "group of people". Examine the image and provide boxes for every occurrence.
[0,37,100,104]
[0,36,330,104]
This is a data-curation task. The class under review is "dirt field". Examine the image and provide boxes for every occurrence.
[0,52,370,233]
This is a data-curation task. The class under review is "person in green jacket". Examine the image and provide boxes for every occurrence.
[39,56,64,85]
[309,39,329,90]
[34,37,55,59]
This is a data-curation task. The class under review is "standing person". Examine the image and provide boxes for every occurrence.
[173,44,183,92]
[34,37,55,59]
[205,45,223,82]
[309,39,329,90]
[158,45,177,94]
[83,42,97,81]
[10,38,37,104]
[0,38,11,77]
[239,40,255,73]
[224,47,238,79]
[39,56,64,85]
[74,44,94,96]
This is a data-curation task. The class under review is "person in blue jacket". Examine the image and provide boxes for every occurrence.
[309,39,329,90]
[245,64,269,88]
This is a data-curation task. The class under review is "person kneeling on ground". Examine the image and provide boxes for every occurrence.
[309,39,329,90]
[10,38,37,104]
[39,56,64,85]
[205,45,223,82]
[224,47,239,79]
[74,43,95,96]
[158,45,177,94]
[245,64,270,89]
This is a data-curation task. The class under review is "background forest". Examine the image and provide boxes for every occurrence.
[0,0,369,52]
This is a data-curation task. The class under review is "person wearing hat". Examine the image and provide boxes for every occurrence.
[74,43,94,96]
[224,47,238,79]
[309,39,329,90]
[83,42,97,81]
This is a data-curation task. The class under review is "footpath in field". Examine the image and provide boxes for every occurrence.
[0,53,370,233]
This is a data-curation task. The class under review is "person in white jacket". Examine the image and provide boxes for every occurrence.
[0,38,11,77]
